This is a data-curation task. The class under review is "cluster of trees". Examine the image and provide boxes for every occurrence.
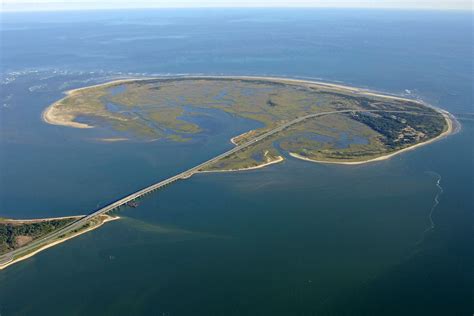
[267,99,277,107]
[351,113,405,147]
[396,112,445,137]
[349,112,444,149]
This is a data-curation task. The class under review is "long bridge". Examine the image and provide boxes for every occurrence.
[0,109,449,267]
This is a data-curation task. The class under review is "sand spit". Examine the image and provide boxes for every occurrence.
[0,215,119,270]
[199,155,284,173]
[41,77,155,129]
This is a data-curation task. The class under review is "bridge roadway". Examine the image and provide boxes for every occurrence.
[0,109,439,266]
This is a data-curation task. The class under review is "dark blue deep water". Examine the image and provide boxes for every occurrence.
[0,9,472,315]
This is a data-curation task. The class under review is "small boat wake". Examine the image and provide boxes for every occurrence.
[426,171,443,232]
[417,171,444,244]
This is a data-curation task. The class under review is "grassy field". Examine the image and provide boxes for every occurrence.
[46,77,447,167]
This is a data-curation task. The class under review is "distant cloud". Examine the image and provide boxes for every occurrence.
[1,0,472,12]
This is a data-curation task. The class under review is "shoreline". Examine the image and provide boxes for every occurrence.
[289,111,455,165]
[199,155,284,173]
[41,75,435,129]
[0,215,119,270]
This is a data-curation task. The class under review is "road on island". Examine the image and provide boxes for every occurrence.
[0,109,445,266]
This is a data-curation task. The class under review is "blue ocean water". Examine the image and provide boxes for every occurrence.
[0,9,472,315]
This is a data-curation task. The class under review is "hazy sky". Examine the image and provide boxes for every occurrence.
[1,0,472,12]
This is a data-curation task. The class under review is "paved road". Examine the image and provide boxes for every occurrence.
[0,109,439,266]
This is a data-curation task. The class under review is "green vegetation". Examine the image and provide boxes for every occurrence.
[47,77,448,167]
[0,218,77,255]
[349,112,445,148]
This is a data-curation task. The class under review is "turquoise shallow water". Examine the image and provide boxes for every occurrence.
[0,9,472,315]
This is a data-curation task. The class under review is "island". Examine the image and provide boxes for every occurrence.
[43,76,452,167]
[0,76,454,270]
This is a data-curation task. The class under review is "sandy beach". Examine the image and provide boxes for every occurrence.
[194,75,428,104]
[0,215,119,270]
[97,137,129,142]
[42,106,93,129]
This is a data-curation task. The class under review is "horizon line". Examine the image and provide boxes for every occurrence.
[1,6,473,13]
